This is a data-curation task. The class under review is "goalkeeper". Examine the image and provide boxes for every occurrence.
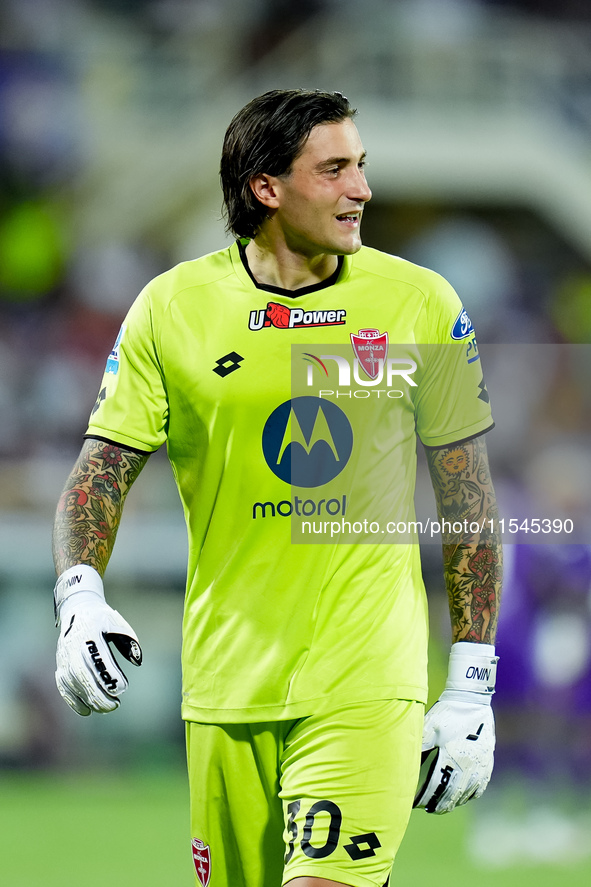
[52,88,502,887]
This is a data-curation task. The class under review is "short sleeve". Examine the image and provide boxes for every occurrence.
[86,286,168,451]
[413,273,494,447]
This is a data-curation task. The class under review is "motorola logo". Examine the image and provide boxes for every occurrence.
[262,397,353,487]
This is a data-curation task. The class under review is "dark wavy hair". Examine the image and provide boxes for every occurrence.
[220,89,356,239]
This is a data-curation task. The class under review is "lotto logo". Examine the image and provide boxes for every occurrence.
[212,352,244,377]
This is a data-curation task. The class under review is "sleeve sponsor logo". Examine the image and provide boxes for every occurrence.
[249,302,346,331]
[466,335,480,364]
[451,308,474,340]
[105,324,126,374]
[451,309,481,365]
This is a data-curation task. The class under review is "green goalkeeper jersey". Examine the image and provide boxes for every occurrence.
[87,241,493,722]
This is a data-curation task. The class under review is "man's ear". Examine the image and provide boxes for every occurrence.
[249,173,281,210]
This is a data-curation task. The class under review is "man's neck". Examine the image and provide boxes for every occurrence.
[245,237,339,291]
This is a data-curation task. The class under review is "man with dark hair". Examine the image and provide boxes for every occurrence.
[53,89,502,887]
[220,89,355,239]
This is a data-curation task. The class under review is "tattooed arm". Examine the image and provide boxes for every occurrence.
[52,438,148,715]
[425,434,502,645]
[53,438,150,577]
[414,435,502,814]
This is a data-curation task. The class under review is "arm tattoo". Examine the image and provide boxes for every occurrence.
[425,436,503,645]
[53,439,149,576]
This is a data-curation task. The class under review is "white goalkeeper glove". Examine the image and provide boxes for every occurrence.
[54,564,142,716]
[413,642,498,814]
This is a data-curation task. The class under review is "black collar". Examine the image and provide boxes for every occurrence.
[238,240,343,300]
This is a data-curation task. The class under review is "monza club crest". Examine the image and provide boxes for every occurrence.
[350,328,389,379]
[192,838,211,886]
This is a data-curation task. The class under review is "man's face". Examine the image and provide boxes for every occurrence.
[267,118,372,257]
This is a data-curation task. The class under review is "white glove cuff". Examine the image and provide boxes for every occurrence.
[445,642,498,697]
[54,564,105,614]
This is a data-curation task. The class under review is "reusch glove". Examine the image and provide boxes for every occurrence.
[413,642,498,814]
[54,564,142,716]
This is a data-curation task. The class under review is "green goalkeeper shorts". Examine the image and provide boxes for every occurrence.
[186,698,423,887]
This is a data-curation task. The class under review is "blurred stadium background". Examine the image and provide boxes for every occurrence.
[1,0,591,883]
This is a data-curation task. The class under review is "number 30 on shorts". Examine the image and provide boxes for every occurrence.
[285,800,381,862]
